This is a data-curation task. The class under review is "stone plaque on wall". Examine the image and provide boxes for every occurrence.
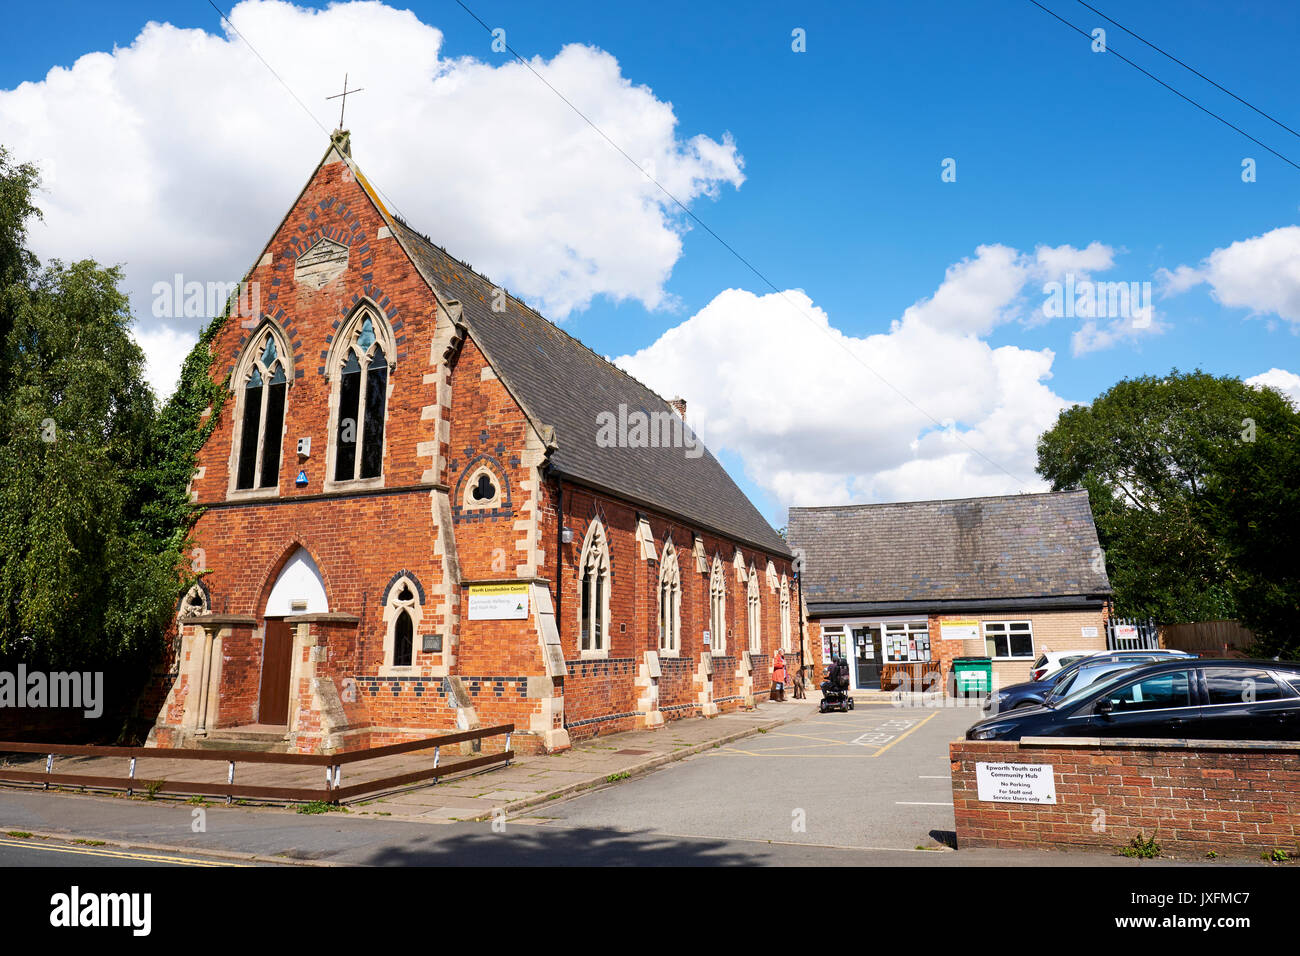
[294,237,349,290]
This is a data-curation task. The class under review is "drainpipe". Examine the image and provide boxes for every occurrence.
[795,570,807,680]
[554,477,564,634]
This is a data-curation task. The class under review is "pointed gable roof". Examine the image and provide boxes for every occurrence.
[295,133,784,557]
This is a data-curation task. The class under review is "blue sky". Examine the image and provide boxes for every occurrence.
[2,0,1298,524]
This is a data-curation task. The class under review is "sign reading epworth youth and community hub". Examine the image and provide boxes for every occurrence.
[466,583,531,621]
[975,762,1057,804]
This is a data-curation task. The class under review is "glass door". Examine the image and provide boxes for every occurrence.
[853,625,882,690]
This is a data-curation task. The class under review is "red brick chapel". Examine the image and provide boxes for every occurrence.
[148,131,801,755]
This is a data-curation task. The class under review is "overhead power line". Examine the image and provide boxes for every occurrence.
[451,0,1035,488]
[1076,0,1300,142]
[1026,0,1300,172]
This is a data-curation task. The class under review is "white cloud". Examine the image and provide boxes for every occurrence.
[1160,225,1300,326]
[615,243,1097,510]
[1246,367,1300,408]
[131,324,196,399]
[0,0,744,397]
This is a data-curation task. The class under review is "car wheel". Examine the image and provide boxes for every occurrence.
[848,698,855,710]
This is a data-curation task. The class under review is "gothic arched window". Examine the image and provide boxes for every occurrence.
[747,564,762,653]
[234,329,289,490]
[658,540,681,654]
[383,574,422,672]
[578,521,610,654]
[709,556,727,655]
[331,309,391,483]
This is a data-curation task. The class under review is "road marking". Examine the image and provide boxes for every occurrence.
[0,836,239,866]
[895,801,954,806]
[871,711,938,756]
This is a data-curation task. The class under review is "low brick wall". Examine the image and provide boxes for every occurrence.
[951,737,1300,858]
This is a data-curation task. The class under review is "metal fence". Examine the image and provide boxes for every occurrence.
[0,723,514,805]
[1106,616,1160,651]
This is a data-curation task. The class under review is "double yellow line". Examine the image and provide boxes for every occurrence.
[0,836,241,867]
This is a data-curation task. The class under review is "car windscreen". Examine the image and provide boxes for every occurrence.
[1048,663,1144,707]
[1050,665,1144,712]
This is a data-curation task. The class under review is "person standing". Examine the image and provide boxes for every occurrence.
[771,649,787,702]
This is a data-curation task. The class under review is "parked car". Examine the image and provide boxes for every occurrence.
[982,650,1193,715]
[967,659,1300,742]
[1029,650,1093,682]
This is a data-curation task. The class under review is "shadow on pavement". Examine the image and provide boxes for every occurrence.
[326,824,770,867]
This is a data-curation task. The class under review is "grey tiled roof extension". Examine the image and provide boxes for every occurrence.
[787,490,1111,608]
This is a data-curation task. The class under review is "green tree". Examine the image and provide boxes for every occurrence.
[1202,394,1300,657]
[0,147,225,736]
[1036,370,1298,633]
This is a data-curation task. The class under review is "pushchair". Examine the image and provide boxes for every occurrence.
[819,657,854,713]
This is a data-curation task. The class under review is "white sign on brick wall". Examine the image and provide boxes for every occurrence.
[975,762,1057,804]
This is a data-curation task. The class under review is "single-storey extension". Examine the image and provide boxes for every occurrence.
[787,490,1113,691]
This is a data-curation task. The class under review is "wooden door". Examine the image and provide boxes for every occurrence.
[259,619,293,725]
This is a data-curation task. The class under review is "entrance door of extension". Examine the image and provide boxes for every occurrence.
[258,619,293,725]
[852,625,883,690]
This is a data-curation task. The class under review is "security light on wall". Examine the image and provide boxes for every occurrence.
[297,437,311,458]
[561,526,573,545]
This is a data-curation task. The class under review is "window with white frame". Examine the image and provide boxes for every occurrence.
[232,327,289,491]
[779,575,792,653]
[709,556,726,655]
[657,540,681,654]
[578,520,610,653]
[746,565,761,653]
[984,620,1034,659]
[882,621,931,662]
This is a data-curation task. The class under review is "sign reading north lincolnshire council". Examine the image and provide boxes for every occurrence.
[975,761,1057,804]
[467,583,531,621]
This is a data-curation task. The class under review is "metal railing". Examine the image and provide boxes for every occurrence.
[0,723,514,805]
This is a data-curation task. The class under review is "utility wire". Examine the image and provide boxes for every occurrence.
[1077,0,1300,142]
[452,0,1034,487]
[1027,0,1300,172]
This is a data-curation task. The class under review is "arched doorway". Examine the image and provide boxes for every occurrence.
[260,548,328,725]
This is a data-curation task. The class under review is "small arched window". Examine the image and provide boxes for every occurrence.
[578,521,610,654]
[779,575,792,654]
[332,310,390,483]
[235,330,288,490]
[658,540,681,654]
[747,564,761,653]
[709,556,726,655]
[382,573,422,672]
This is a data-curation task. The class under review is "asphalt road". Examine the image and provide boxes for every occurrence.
[527,701,977,853]
[0,702,1190,866]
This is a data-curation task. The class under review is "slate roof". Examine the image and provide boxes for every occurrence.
[388,219,789,557]
[787,490,1111,611]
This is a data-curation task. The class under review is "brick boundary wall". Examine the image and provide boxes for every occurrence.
[951,737,1300,858]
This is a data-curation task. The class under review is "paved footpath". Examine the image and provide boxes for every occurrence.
[348,697,822,821]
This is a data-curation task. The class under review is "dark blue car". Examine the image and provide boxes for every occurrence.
[968,658,1300,742]
[981,650,1193,715]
